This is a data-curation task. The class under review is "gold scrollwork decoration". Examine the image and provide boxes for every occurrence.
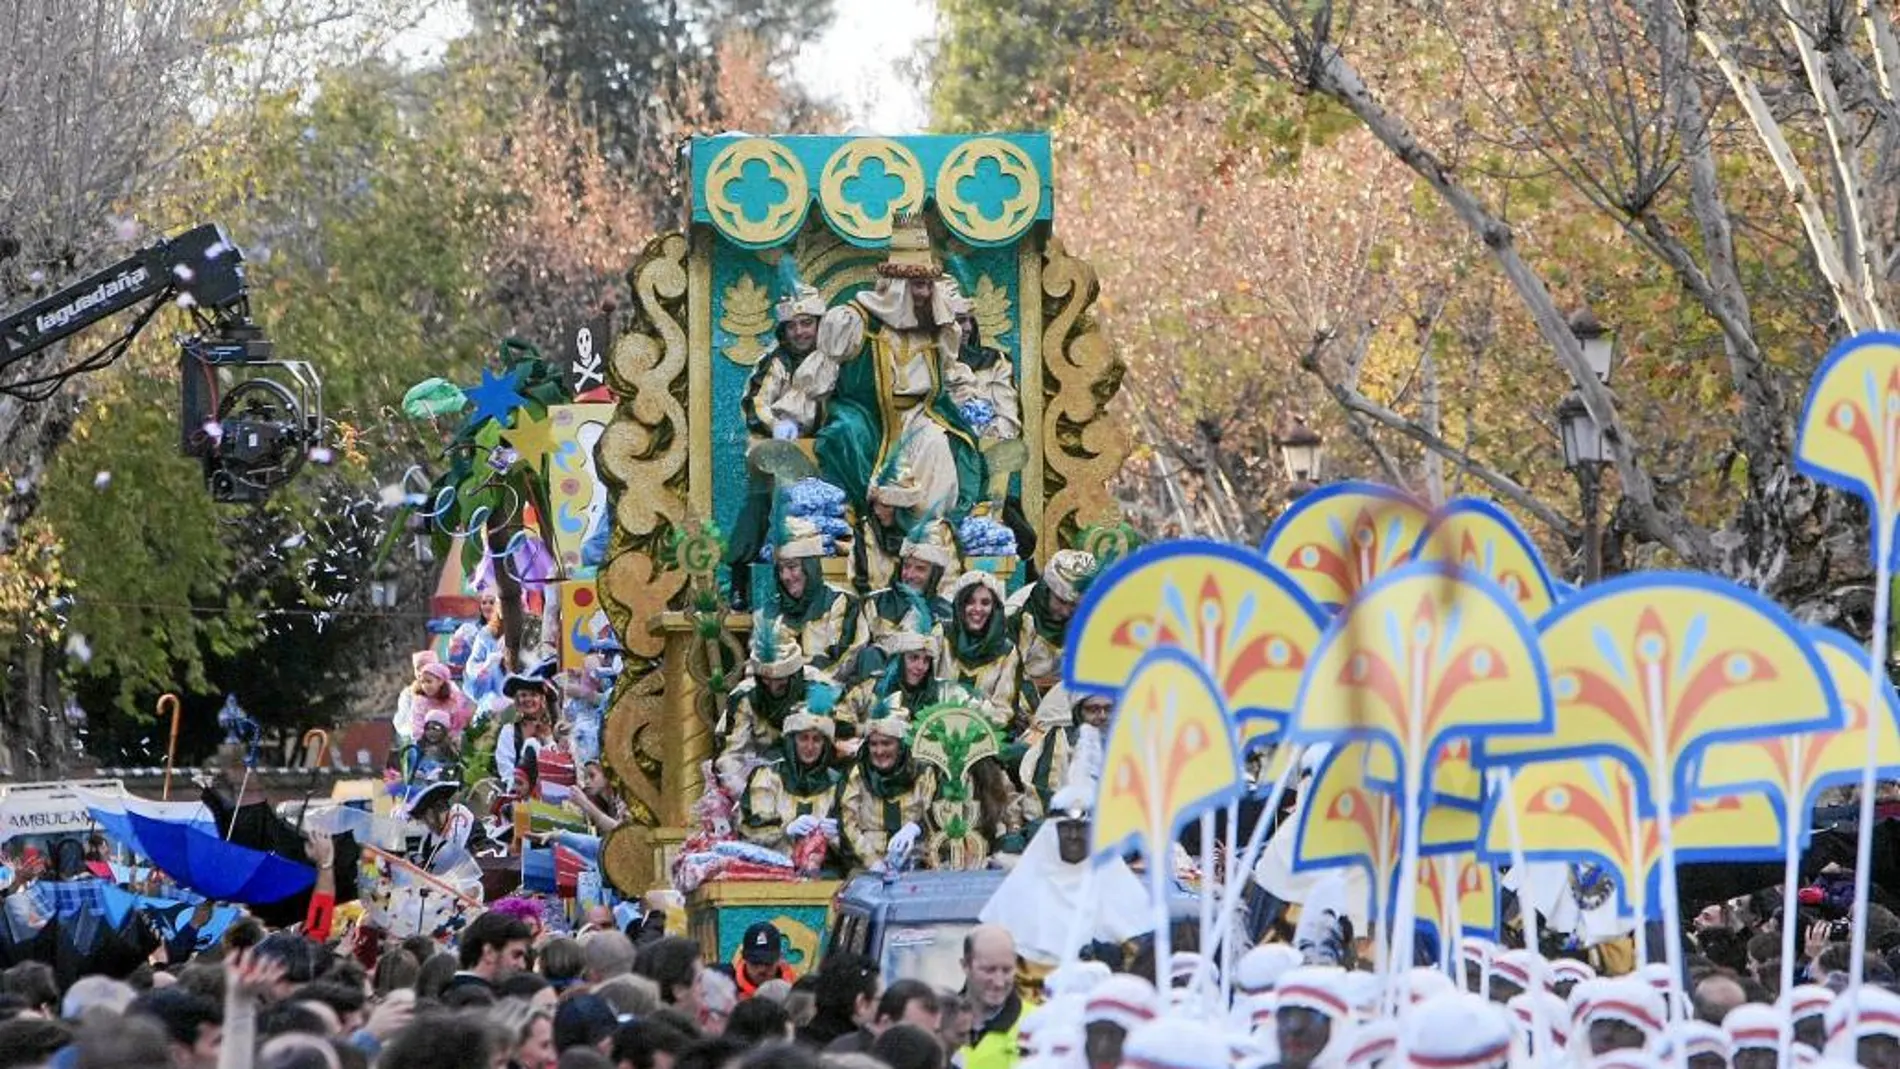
[818,138,926,244]
[703,139,811,248]
[1039,236,1129,564]
[597,231,694,894]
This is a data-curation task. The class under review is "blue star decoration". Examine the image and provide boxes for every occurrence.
[465,366,529,429]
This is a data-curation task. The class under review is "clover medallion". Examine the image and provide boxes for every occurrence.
[818,139,926,245]
[704,139,810,248]
[935,138,1042,246]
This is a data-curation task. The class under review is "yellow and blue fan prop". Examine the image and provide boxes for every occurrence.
[1292,741,1481,933]
[1476,572,1838,1004]
[1479,758,1782,921]
[1690,624,1900,1010]
[1453,853,1500,941]
[1693,625,1900,848]
[1409,498,1559,620]
[1090,648,1243,971]
[1063,540,1324,751]
[1259,481,1433,613]
[1794,331,1900,1012]
[1291,562,1553,791]
[1795,333,1900,557]
[1289,561,1549,976]
[1481,573,1842,816]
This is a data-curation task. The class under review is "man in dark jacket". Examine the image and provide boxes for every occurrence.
[713,922,800,1000]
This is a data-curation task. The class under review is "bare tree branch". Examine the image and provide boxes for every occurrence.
[1303,347,1581,539]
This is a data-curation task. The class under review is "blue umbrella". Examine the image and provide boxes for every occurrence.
[127,812,314,904]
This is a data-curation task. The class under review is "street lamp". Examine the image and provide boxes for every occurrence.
[1276,417,1325,497]
[1558,390,1608,584]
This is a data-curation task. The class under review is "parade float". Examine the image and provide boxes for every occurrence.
[590,133,1132,964]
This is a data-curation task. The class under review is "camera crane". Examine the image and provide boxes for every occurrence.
[0,224,322,503]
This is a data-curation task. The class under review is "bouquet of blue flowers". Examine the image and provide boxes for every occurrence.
[958,514,1017,558]
[781,477,852,554]
[958,398,997,433]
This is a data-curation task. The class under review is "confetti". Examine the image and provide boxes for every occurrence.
[64,634,91,664]
[92,471,111,490]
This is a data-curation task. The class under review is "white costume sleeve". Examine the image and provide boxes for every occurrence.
[394,691,419,743]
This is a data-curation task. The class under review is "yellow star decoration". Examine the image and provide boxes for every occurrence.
[504,409,561,469]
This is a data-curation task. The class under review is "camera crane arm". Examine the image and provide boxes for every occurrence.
[0,224,322,502]
[0,224,250,381]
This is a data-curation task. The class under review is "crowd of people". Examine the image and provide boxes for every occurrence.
[8,856,1900,1069]
[0,874,1055,1069]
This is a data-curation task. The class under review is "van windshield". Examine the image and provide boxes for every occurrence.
[879,921,977,991]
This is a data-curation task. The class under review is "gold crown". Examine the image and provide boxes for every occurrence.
[876,212,943,279]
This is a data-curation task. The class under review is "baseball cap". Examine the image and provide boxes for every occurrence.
[742,922,784,965]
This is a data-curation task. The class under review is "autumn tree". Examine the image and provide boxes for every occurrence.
[42,44,653,744]
[934,0,1900,627]
[472,0,834,214]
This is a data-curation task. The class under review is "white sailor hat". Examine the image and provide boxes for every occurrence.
[1399,966,1457,1005]
[1082,973,1158,1034]
[1491,949,1538,992]
[1722,1001,1783,1051]
[1167,951,1202,985]
[1572,977,1667,1040]
[1460,937,1498,969]
[1119,1018,1233,1069]
[1655,1020,1730,1065]
[1016,995,1083,1060]
[1235,944,1303,999]
[1402,993,1513,1069]
[1546,958,1596,988]
[1506,990,1571,1052]
[1825,985,1900,1050]
[1345,1019,1397,1069]
[1274,965,1353,1021]
[1044,960,1112,999]
[1787,983,1836,1022]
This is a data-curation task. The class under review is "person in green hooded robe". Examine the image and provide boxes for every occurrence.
[740,691,845,867]
[1007,549,1101,706]
[773,517,857,672]
[944,570,1020,735]
[848,517,957,685]
[714,617,835,794]
[837,696,940,872]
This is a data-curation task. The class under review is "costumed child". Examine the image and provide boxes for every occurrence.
[394,651,474,745]
[943,569,1020,730]
[715,618,833,794]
